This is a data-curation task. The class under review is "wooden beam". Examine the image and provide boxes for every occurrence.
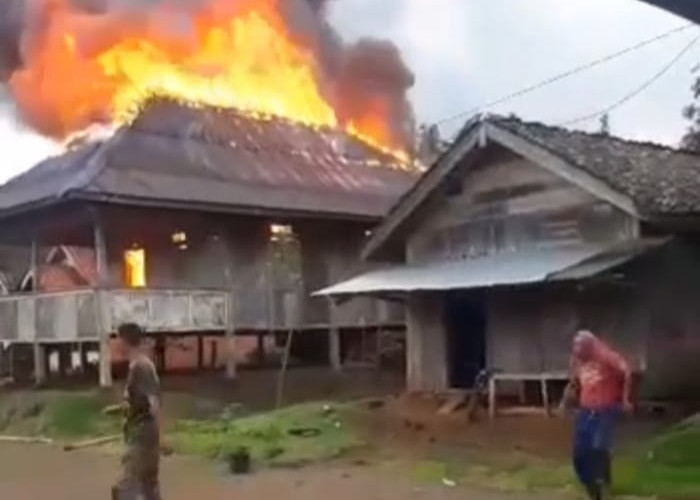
[328,298,342,372]
[225,291,237,380]
[30,237,46,387]
[93,211,112,388]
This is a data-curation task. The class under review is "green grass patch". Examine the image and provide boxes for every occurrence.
[170,402,364,467]
[613,422,700,499]
[0,391,120,438]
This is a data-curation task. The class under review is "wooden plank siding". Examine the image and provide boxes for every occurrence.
[407,155,638,264]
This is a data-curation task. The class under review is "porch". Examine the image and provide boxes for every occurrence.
[0,287,237,387]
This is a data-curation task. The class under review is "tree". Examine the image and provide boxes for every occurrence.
[681,66,700,151]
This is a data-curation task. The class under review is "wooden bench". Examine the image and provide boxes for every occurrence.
[488,371,569,419]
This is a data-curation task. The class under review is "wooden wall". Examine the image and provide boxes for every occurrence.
[407,151,637,264]
[484,241,700,399]
[406,293,447,392]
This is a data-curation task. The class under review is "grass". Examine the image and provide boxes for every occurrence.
[2,389,699,498]
[0,390,120,438]
[399,421,700,499]
[613,422,700,499]
[170,402,365,467]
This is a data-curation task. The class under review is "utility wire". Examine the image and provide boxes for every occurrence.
[559,34,700,127]
[432,23,696,126]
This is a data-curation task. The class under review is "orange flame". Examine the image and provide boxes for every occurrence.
[9,0,411,164]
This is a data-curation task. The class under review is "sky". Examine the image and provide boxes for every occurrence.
[0,0,699,183]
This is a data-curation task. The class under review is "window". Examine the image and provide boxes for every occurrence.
[171,231,188,250]
[124,247,146,288]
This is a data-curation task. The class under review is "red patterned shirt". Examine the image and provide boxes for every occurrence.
[572,340,629,409]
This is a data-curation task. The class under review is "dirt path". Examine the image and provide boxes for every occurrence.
[0,443,569,500]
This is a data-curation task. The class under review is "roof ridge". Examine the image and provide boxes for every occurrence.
[124,122,413,172]
[486,113,700,158]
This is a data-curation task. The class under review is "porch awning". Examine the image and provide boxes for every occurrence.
[313,238,667,297]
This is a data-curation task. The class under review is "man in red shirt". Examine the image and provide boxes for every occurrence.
[562,330,632,500]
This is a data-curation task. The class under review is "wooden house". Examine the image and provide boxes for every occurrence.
[0,98,417,386]
[318,115,700,405]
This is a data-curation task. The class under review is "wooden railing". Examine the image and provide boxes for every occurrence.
[0,288,233,342]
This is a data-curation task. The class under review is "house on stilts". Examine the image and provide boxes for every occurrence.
[0,98,418,386]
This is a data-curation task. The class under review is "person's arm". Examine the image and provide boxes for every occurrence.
[558,358,579,414]
[601,347,633,411]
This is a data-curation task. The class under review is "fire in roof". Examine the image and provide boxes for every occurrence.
[0,0,416,164]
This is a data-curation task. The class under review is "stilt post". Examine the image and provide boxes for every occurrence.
[93,210,112,388]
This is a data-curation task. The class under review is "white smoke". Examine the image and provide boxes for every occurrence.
[0,85,61,184]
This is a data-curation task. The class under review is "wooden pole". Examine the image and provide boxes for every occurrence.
[225,291,236,380]
[275,328,295,409]
[197,334,204,371]
[30,237,46,387]
[93,211,112,388]
[328,298,342,372]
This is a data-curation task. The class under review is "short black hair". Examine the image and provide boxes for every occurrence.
[117,322,143,347]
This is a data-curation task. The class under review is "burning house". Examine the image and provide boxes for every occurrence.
[0,98,417,386]
[0,0,421,386]
[319,115,700,409]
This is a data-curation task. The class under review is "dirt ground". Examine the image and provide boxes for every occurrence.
[0,443,568,500]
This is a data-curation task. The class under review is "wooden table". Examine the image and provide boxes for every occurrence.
[487,371,569,419]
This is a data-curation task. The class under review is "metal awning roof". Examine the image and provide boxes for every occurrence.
[314,239,666,297]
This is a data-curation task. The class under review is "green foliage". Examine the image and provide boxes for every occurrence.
[170,402,364,467]
[613,422,700,499]
[0,391,120,438]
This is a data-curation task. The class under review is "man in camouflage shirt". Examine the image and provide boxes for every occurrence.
[111,322,162,500]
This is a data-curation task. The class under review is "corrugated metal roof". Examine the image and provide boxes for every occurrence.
[314,239,666,296]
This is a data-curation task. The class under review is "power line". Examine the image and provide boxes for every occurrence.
[433,23,697,126]
[559,34,700,127]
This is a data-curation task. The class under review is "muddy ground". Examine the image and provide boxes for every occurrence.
[0,443,568,500]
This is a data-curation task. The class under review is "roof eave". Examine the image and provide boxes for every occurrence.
[70,191,386,223]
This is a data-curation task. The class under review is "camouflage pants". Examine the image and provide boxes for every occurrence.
[112,423,161,500]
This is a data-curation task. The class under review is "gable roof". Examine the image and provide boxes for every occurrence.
[0,99,419,222]
[363,114,700,260]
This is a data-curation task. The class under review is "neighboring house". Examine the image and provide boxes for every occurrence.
[0,97,417,387]
[318,115,700,400]
[17,245,96,292]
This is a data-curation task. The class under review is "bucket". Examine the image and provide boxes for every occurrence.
[227,447,251,475]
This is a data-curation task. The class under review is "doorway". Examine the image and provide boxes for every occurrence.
[444,291,487,388]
